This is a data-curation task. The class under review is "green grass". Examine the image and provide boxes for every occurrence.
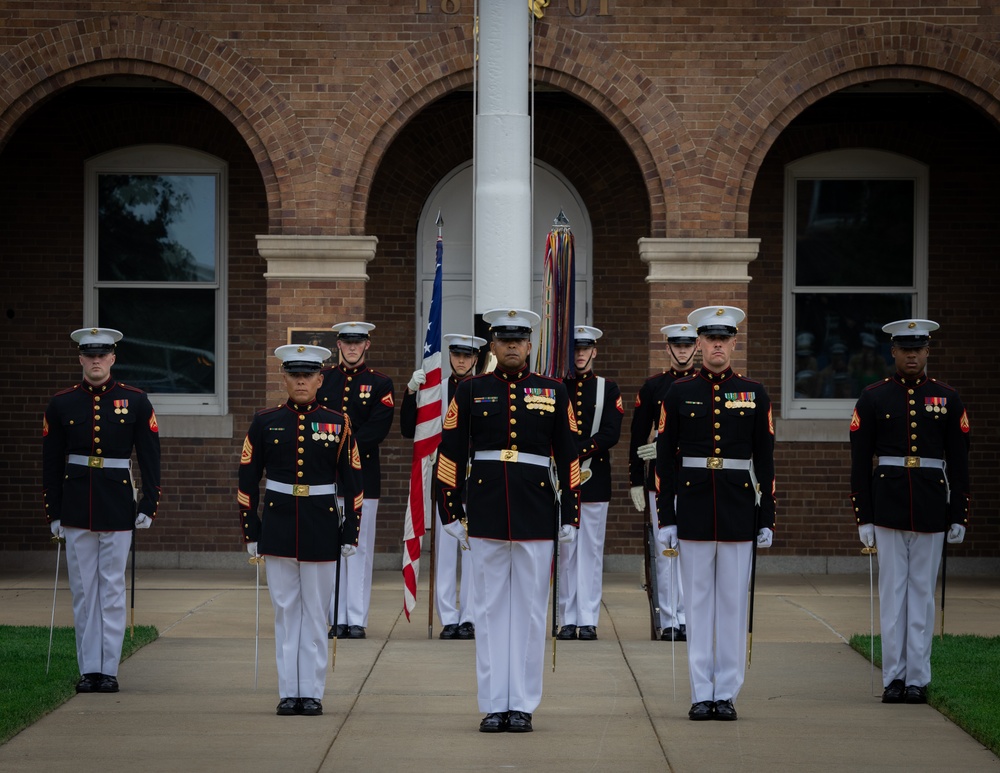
[0,625,158,745]
[850,632,1000,756]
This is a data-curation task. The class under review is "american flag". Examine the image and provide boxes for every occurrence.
[402,231,444,620]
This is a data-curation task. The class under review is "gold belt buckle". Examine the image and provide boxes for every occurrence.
[706,457,723,470]
[88,456,104,468]
[499,449,518,463]
[292,484,310,497]
[904,456,920,468]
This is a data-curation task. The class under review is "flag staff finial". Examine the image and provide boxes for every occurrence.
[552,209,570,230]
[436,210,444,231]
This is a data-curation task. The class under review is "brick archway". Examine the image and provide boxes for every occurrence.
[0,14,313,232]
[704,20,1000,238]
[328,22,691,237]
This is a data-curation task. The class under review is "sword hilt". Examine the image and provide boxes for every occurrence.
[861,546,877,555]
[662,547,679,558]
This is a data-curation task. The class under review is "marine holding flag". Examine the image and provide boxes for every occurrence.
[402,333,486,638]
[435,308,580,734]
[556,325,623,642]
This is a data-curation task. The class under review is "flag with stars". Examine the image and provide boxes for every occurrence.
[402,230,444,620]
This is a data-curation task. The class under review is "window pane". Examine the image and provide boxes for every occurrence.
[98,174,216,282]
[795,180,914,286]
[792,292,911,399]
[99,288,215,394]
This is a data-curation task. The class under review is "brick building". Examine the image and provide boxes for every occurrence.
[2,2,997,572]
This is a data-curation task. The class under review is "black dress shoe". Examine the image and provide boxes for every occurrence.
[457,622,475,640]
[714,699,737,721]
[300,697,323,716]
[75,673,99,693]
[329,624,348,639]
[348,625,366,639]
[556,624,577,640]
[276,697,301,716]
[688,701,715,721]
[882,679,905,704]
[439,624,459,639]
[577,625,597,640]
[507,710,533,733]
[904,685,928,704]
[479,712,509,733]
[661,627,686,642]
[97,675,119,693]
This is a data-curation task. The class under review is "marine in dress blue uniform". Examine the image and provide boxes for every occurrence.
[401,333,486,640]
[435,308,581,733]
[42,328,161,694]
[556,326,622,642]
[655,306,776,722]
[317,321,394,639]
[628,322,698,641]
[849,319,970,704]
[239,344,364,716]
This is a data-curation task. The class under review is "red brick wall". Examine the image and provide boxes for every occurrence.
[2,3,998,562]
[749,89,1000,558]
[0,88,268,556]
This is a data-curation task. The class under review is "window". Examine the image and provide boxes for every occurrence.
[782,149,928,420]
[84,146,228,415]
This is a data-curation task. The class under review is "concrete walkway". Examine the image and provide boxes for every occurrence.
[1,567,999,772]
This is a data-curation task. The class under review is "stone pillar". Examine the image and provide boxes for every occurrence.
[256,234,377,403]
[638,237,760,372]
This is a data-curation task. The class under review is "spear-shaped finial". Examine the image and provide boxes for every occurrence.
[552,209,570,230]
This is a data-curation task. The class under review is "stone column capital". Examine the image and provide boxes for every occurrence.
[256,235,378,280]
[638,237,760,283]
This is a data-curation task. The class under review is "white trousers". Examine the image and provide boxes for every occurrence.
[64,527,132,676]
[472,538,552,714]
[267,556,337,700]
[433,508,475,626]
[875,526,944,688]
[558,500,608,627]
[649,492,685,629]
[330,497,378,627]
[679,539,753,703]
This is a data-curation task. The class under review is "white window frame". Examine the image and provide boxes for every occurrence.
[782,149,928,421]
[83,144,229,417]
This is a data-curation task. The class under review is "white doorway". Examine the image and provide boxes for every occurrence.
[414,161,592,376]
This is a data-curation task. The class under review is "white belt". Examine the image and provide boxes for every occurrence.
[67,454,130,469]
[682,456,760,506]
[265,480,337,497]
[474,450,550,467]
[878,456,945,470]
[682,456,752,471]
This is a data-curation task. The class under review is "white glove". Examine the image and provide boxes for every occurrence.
[341,544,357,558]
[246,542,258,557]
[558,524,576,544]
[947,523,966,544]
[407,368,426,392]
[629,485,646,512]
[637,442,657,461]
[657,525,678,549]
[135,513,153,529]
[50,519,65,539]
[858,523,875,548]
[443,519,470,551]
[756,527,773,548]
